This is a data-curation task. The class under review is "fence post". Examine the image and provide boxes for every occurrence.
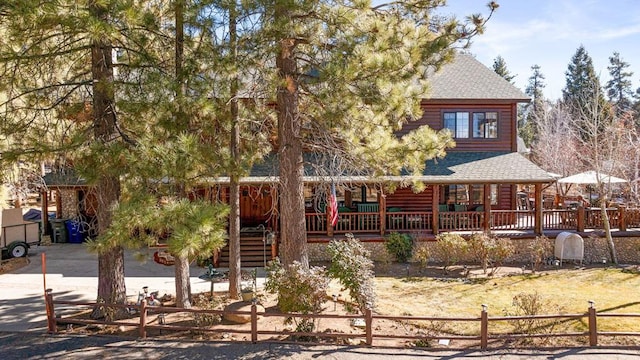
[251,301,258,343]
[480,304,488,350]
[588,300,597,346]
[45,289,56,334]
[139,299,147,339]
[365,305,373,346]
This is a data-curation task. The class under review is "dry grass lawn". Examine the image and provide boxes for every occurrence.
[371,263,640,339]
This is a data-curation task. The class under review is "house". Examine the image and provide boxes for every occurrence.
[206,53,556,266]
[43,53,567,265]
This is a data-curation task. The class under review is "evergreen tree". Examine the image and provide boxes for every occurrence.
[0,0,136,318]
[492,55,516,83]
[520,64,546,146]
[265,1,497,267]
[562,45,611,141]
[606,51,634,115]
[104,1,269,303]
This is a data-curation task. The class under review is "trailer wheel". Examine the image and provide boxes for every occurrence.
[8,242,28,258]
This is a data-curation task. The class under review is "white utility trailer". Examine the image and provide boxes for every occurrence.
[1,208,41,258]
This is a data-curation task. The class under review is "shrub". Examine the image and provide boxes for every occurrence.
[504,292,566,343]
[489,236,514,275]
[529,236,552,273]
[327,234,376,312]
[468,232,514,275]
[413,242,431,270]
[265,258,329,334]
[468,233,492,273]
[385,232,413,263]
[433,233,468,272]
[192,293,222,327]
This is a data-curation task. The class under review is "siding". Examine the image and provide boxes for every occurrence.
[385,186,434,211]
[398,102,515,152]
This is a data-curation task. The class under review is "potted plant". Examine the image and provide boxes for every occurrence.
[241,286,255,302]
[240,268,258,302]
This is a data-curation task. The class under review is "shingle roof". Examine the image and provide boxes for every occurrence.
[419,152,554,183]
[428,53,530,101]
[208,151,554,184]
[43,169,86,187]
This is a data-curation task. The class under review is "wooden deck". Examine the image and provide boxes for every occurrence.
[304,207,640,241]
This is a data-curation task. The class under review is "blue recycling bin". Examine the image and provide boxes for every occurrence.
[65,220,85,243]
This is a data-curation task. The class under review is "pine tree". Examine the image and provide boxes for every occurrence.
[493,55,516,84]
[264,1,497,266]
[0,0,136,318]
[562,45,611,141]
[103,1,269,303]
[520,64,546,146]
[606,51,634,116]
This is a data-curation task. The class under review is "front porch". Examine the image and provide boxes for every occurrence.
[305,206,640,237]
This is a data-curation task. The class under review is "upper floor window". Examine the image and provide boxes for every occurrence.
[444,111,498,139]
[473,112,498,138]
[444,112,469,138]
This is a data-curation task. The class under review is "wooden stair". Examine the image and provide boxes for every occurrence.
[217,236,270,268]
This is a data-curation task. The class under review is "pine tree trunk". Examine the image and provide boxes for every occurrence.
[228,180,241,298]
[174,255,192,308]
[93,245,126,320]
[227,4,241,299]
[89,0,125,319]
[275,35,308,268]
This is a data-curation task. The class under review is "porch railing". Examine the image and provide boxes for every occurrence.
[386,211,432,232]
[305,207,640,236]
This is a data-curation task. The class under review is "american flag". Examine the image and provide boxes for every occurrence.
[329,183,338,227]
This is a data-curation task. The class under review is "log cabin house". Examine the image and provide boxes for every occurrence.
[206,53,558,266]
[46,54,640,267]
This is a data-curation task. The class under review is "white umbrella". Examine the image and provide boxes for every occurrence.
[557,171,627,184]
[558,171,627,207]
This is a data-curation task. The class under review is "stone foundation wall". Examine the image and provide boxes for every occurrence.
[59,189,78,219]
[307,235,640,265]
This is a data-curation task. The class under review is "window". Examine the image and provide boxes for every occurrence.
[440,184,499,206]
[444,112,469,138]
[473,112,498,138]
[441,185,469,204]
[444,111,498,139]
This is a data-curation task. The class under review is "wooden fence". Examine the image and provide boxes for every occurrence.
[45,289,640,349]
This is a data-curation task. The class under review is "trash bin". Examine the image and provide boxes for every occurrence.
[50,219,68,243]
[65,220,85,243]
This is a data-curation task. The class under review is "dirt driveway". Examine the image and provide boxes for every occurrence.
[0,243,240,332]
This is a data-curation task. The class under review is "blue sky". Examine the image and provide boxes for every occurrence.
[439,0,640,100]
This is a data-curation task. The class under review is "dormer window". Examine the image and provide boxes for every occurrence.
[443,111,498,139]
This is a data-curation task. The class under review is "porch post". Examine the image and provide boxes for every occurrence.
[619,205,627,232]
[534,183,543,235]
[483,184,491,232]
[432,185,439,235]
[379,192,386,236]
[327,199,334,237]
[41,189,49,236]
[577,205,585,232]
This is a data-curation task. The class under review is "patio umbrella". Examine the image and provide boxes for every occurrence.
[557,171,627,184]
[557,171,627,206]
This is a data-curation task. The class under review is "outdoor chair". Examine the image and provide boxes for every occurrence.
[438,204,453,229]
[357,203,379,230]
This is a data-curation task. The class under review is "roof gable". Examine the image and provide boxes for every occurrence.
[427,53,530,101]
